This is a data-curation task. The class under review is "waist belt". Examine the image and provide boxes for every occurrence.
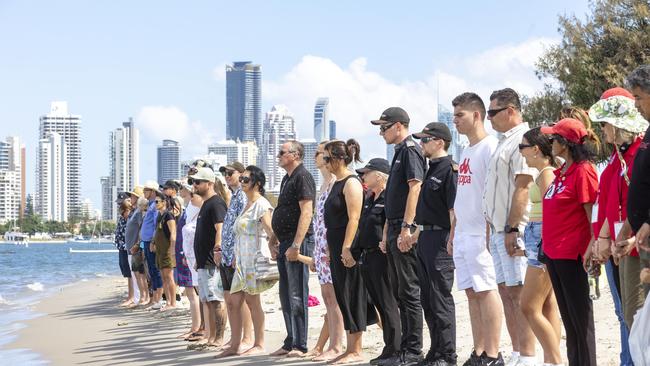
[418,224,445,231]
[387,218,403,225]
[361,247,381,254]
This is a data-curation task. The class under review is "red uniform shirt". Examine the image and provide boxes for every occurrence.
[542,161,598,260]
[595,137,642,257]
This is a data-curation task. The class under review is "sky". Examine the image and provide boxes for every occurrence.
[0,0,591,210]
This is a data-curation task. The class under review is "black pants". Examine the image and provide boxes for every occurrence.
[545,257,596,366]
[416,230,456,363]
[360,248,402,357]
[387,222,423,354]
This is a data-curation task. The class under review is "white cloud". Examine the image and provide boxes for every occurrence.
[263,37,557,162]
[212,61,228,81]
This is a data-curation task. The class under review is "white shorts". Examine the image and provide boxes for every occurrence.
[489,231,527,286]
[197,266,224,302]
[453,232,498,292]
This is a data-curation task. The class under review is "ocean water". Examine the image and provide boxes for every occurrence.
[0,242,120,363]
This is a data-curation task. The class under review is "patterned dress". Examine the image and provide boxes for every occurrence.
[182,202,201,286]
[174,209,193,287]
[222,188,247,267]
[230,197,277,295]
[314,183,333,285]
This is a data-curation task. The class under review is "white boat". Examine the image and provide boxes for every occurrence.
[69,248,118,253]
[4,231,29,247]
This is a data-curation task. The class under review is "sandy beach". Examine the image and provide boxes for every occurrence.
[7,274,623,365]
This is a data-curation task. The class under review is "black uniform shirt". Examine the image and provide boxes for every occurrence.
[415,155,458,229]
[628,125,650,232]
[385,136,426,220]
[357,191,386,249]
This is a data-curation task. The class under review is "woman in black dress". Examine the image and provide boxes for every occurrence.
[323,140,375,364]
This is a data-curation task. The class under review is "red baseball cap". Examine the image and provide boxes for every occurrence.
[600,87,634,100]
[540,118,588,144]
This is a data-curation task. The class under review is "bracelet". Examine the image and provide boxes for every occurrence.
[214,247,222,252]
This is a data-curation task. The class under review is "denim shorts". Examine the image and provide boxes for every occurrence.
[523,222,544,268]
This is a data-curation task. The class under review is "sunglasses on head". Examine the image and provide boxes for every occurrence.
[421,136,441,143]
[379,123,396,133]
[239,176,251,184]
[487,106,510,118]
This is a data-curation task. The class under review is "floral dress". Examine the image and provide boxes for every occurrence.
[230,197,277,295]
[314,183,333,285]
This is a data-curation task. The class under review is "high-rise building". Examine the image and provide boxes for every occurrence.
[300,138,320,188]
[313,98,330,142]
[100,176,111,220]
[226,61,262,145]
[106,118,139,220]
[438,104,467,162]
[0,136,23,224]
[329,120,336,140]
[181,153,229,177]
[37,102,81,219]
[157,140,181,185]
[261,105,298,190]
[207,140,258,167]
[36,132,68,221]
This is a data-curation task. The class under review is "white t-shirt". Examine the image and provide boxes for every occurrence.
[454,135,498,235]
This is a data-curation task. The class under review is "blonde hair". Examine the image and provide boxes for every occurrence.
[214,178,231,207]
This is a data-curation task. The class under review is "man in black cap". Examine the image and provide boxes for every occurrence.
[411,123,458,366]
[372,107,425,365]
[356,158,403,365]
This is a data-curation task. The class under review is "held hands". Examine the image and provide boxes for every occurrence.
[398,229,414,253]
[595,237,612,261]
[504,232,521,257]
[635,223,650,253]
[341,247,356,268]
[285,247,300,262]
[612,237,635,259]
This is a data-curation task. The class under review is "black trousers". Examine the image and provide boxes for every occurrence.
[387,222,423,354]
[416,230,456,363]
[360,248,402,357]
[545,257,597,366]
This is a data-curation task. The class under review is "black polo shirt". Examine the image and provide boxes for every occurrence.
[271,163,316,242]
[385,136,426,220]
[193,194,227,269]
[628,125,650,232]
[357,191,386,249]
[415,155,458,229]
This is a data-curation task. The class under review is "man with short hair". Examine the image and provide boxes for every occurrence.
[482,88,537,366]
[452,92,504,366]
[191,167,229,347]
[269,140,316,357]
[372,107,425,366]
[216,161,253,357]
[141,180,164,308]
[410,122,458,366]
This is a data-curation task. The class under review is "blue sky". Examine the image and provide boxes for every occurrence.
[0,0,590,210]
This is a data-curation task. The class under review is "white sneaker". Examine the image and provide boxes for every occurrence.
[517,356,538,366]
[151,301,164,310]
[505,354,520,366]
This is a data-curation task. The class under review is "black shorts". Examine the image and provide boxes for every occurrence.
[130,248,145,274]
[219,265,235,292]
[118,249,131,278]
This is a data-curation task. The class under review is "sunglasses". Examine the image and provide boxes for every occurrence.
[278,150,293,157]
[487,106,510,118]
[239,176,251,184]
[379,123,396,133]
[421,136,441,143]
[323,156,333,164]
[155,199,164,204]
[518,143,534,150]
[192,179,208,185]
[224,170,235,177]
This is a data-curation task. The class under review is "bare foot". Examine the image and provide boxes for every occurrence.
[270,347,290,356]
[328,352,363,364]
[215,347,240,358]
[286,350,307,358]
[160,305,176,312]
[313,349,343,362]
[241,345,265,356]
[119,299,134,307]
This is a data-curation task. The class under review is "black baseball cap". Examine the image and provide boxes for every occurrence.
[412,122,452,142]
[355,158,390,175]
[370,107,410,126]
[161,180,181,191]
[115,192,130,203]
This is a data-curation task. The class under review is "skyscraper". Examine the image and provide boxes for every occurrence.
[226,61,262,145]
[260,105,297,190]
[0,136,23,224]
[37,102,80,220]
[300,138,320,187]
[329,120,336,140]
[313,98,330,142]
[207,140,259,167]
[157,140,181,184]
[100,176,111,220]
[438,104,467,161]
[107,118,139,220]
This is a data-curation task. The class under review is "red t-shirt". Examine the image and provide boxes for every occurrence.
[542,161,598,260]
[595,137,642,257]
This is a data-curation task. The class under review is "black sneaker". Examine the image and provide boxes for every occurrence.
[370,353,395,365]
[462,351,480,366]
[401,351,425,366]
[374,353,402,366]
[481,352,504,366]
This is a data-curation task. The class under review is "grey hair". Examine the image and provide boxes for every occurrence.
[137,196,149,210]
[286,140,305,160]
[374,171,389,184]
[625,65,650,94]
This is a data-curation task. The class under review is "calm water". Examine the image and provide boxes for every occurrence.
[0,242,121,364]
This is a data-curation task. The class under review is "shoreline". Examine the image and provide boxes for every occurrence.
[6,275,623,365]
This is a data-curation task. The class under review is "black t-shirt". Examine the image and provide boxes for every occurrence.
[385,136,426,220]
[157,211,175,238]
[357,191,386,249]
[193,194,227,269]
[415,156,458,228]
[272,164,316,242]
[628,126,650,232]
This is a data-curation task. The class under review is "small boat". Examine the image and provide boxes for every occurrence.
[4,231,29,247]
[69,248,118,253]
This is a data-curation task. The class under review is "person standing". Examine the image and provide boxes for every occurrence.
[371,107,425,366]
[450,92,504,366]
[191,167,229,347]
[152,191,178,311]
[141,180,164,308]
[269,140,316,357]
[178,183,202,340]
[115,192,134,307]
[124,186,145,305]
[482,88,537,366]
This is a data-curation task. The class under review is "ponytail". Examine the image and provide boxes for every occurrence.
[560,106,602,156]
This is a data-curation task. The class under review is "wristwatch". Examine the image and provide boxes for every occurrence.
[291,242,300,249]
[401,222,416,229]
[504,224,519,234]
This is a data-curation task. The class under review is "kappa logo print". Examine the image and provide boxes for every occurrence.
[457,158,473,185]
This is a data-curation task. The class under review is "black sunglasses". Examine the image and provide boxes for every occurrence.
[421,136,441,143]
[379,123,396,133]
[155,199,164,204]
[323,156,333,164]
[192,179,208,185]
[278,150,294,157]
[239,176,251,184]
[518,143,534,150]
[487,106,510,118]
[224,170,235,177]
